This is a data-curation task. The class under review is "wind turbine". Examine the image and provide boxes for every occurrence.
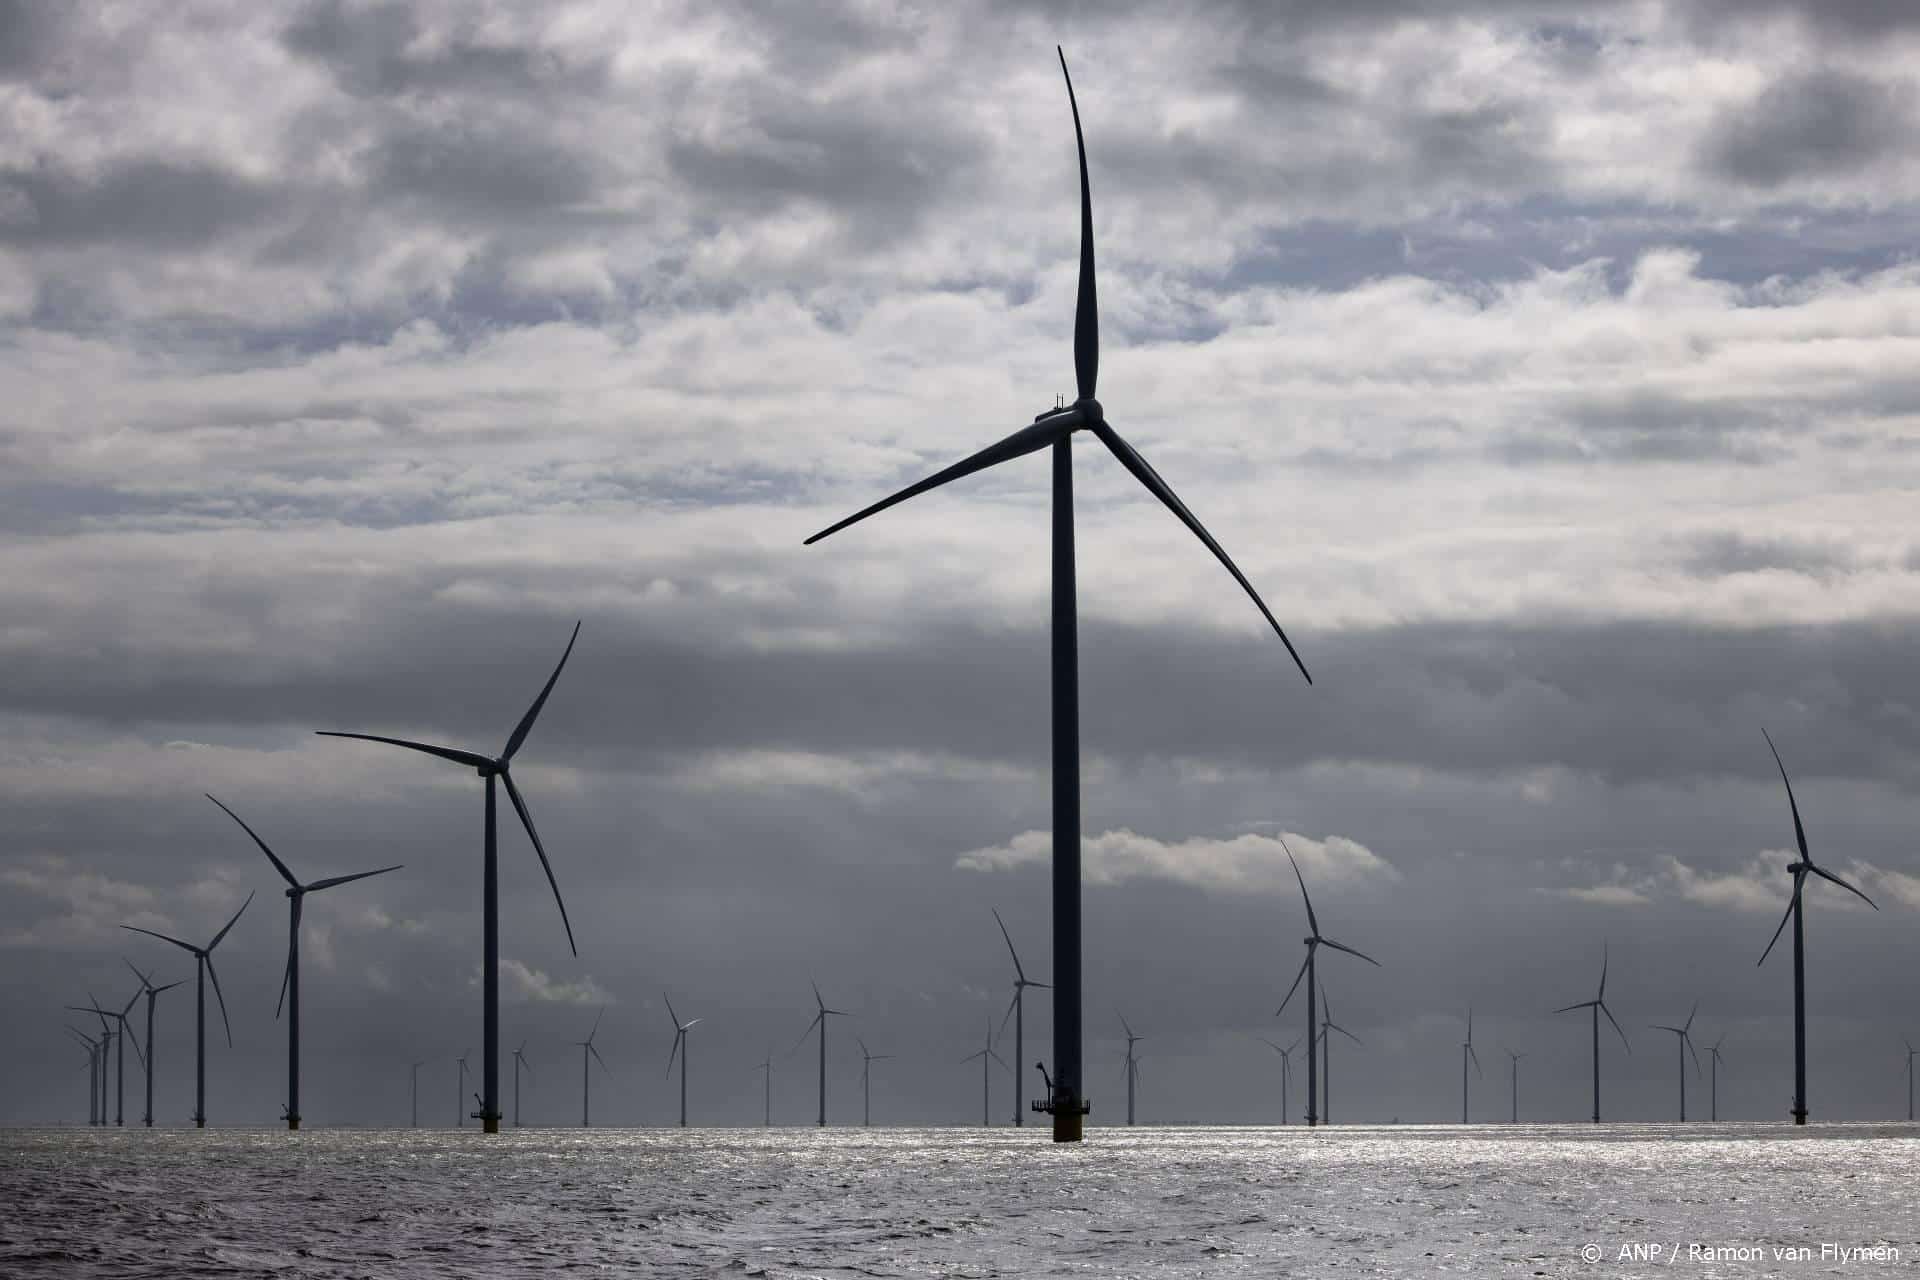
[961,1018,1007,1126]
[68,989,142,1127]
[1257,1037,1299,1125]
[1275,843,1379,1128]
[1707,1036,1725,1122]
[206,793,401,1131]
[793,982,848,1127]
[124,961,183,1128]
[575,1008,607,1127]
[1756,729,1878,1125]
[857,1037,893,1127]
[70,998,117,1124]
[1650,1002,1702,1122]
[664,994,700,1128]
[1903,1039,1915,1123]
[1551,942,1629,1123]
[803,49,1311,1143]
[123,892,253,1128]
[992,909,1049,1126]
[1118,1012,1143,1125]
[66,1027,100,1125]
[1319,984,1362,1125]
[753,1049,773,1127]
[409,1059,426,1127]
[512,1042,531,1128]
[1460,1007,1481,1125]
[456,1049,471,1127]
[1505,1048,1525,1123]
[317,620,582,1134]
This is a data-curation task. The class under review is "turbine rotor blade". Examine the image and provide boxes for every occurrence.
[666,1032,681,1079]
[1275,953,1311,1016]
[1282,842,1320,937]
[206,956,235,1049]
[1761,728,1812,864]
[1090,420,1311,683]
[306,865,404,892]
[1330,1024,1363,1047]
[1468,1043,1481,1076]
[501,772,577,957]
[1758,872,1804,966]
[206,794,299,888]
[121,925,198,955]
[502,620,581,762]
[1600,1001,1630,1052]
[1807,863,1878,910]
[663,992,680,1030]
[997,991,1019,1043]
[1319,937,1381,967]
[1057,46,1097,401]
[803,415,1074,546]
[992,908,1027,983]
[1552,1000,1596,1015]
[313,732,492,771]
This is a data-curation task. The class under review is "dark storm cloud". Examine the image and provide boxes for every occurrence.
[1676,531,1858,581]
[368,123,600,218]
[283,0,609,100]
[0,159,284,250]
[1702,70,1909,190]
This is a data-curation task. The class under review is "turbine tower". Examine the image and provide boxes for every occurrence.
[318,621,582,1134]
[1756,729,1878,1125]
[66,1028,100,1125]
[68,1019,109,1124]
[1650,1002,1702,1121]
[992,909,1049,1126]
[1460,1007,1481,1125]
[803,49,1311,1143]
[1319,984,1362,1125]
[456,1049,471,1127]
[68,989,142,1127]
[206,793,401,1130]
[753,1049,773,1127]
[1276,843,1379,1128]
[124,961,182,1128]
[123,892,253,1128]
[1505,1048,1524,1123]
[1707,1036,1725,1122]
[1551,943,1629,1123]
[961,1018,1007,1126]
[857,1037,893,1127]
[1903,1039,1915,1123]
[1118,1012,1143,1125]
[794,982,849,1127]
[1258,1037,1299,1125]
[409,1059,426,1127]
[512,1042,531,1128]
[575,1009,607,1127]
[664,994,700,1128]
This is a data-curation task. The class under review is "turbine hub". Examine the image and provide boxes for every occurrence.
[479,759,504,778]
[1075,395,1104,425]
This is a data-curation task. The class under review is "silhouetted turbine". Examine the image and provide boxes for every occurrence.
[68,988,142,1127]
[1318,984,1362,1125]
[124,960,183,1128]
[1650,1002,1702,1121]
[1756,729,1877,1125]
[456,1049,471,1127]
[1505,1048,1525,1123]
[409,1059,427,1127]
[512,1042,531,1128]
[68,1005,115,1125]
[66,1027,101,1125]
[205,793,400,1131]
[1276,842,1379,1128]
[1461,1006,1481,1125]
[1707,1036,1725,1122]
[318,621,581,1135]
[1257,1037,1300,1125]
[857,1037,894,1127]
[1902,1038,1916,1123]
[576,1008,607,1127]
[793,982,849,1127]
[123,892,252,1128]
[992,909,1049,1127]
[752,1049,773,1127]
[664,993,701,1128]
[1552,942,1629,1123]
[1118,1012,1143,1126]
[804,49,1311,1143]
[961,1017,1008,1126]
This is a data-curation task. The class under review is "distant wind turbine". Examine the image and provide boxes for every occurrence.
[1276,843,1379,1128]
[1257,1037,1300,1125]
[1650,1002,1702,1121]
[664,993,700,1128]
[409,1059,426,1127]
[753,1049,773,1127]
[1460,1007,1481,1125]
[124,961,183,1128]
[992,909,1049,1126]
[857,1037,893,1127]
[512,1042,531,1128]
[1319,984,1362,1125]
[1118,1012,1143,1125]
[803,49,1312,1143]
[1707,1036,1726,1122]
[961,1018,1007,1126]
[793,982,849,1127]
[1505,1048,1525,1123]
[206,793,401,1131]
[318,621,582,1134]
[1756,729,1878,1125]
[456,1049,471,1127]
[68,989,142,1127]
[1903,1039,1915,1123]
[66,1027,101,1125]
[576,1008,607,1127]
[1552,942,1629,1123]
[123,892,253,1128]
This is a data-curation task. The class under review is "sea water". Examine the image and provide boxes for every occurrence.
[2,1123,1915,1277]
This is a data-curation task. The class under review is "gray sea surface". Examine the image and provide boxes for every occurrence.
[2,1123,1916,1278]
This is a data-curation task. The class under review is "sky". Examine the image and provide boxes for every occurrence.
[4,0,1920,1129]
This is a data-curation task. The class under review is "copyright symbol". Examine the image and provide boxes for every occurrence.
[1581,1244,1602,1263]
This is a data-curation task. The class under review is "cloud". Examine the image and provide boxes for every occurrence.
[497,958,608,1005]
[1547,851,1898,916]
[1701,70,1911,191]
[0,854,168,948]
[955,828,1397,895]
